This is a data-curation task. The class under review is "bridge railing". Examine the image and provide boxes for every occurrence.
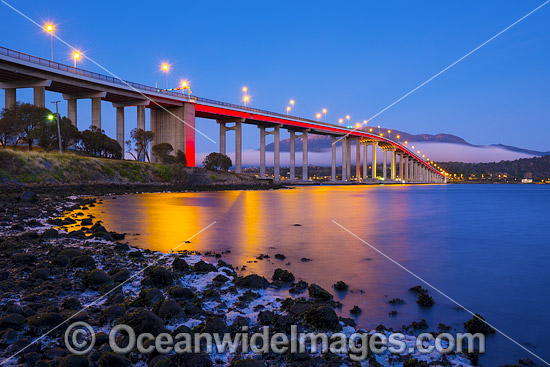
[0,46,441,175]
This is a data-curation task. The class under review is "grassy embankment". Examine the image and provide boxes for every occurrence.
[0,150,260,186]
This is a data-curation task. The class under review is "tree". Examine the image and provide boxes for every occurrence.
[127,128,154,162]
[152,143,174,163]
[202,152,232,171]
[80,126,122,159]
[0,108,16,149]
[0,102,51,150]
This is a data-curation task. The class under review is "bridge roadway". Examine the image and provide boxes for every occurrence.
[0,46,444,183]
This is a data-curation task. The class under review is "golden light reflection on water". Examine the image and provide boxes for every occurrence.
[86,185,446,330]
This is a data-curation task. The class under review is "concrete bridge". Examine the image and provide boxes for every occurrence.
[0,46,445,184]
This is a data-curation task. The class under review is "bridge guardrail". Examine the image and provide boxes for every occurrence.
[0,46,440,175]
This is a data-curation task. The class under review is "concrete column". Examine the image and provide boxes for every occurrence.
[341,137,348,181]
[33,86,45,108]
[362,142,368,180]
[4,88,16,108]
[403,157,408,182]
[410,160,414,182]
[302,131,308,181]
[91,97,101,129]
[137,105,146,130]
[235,120,242,173]
[355,138,361,181]
[259,127,266,176]
[273,126,280,181]
[68,99,77,127]
[382,150,387,180]
[218,122,226,155]
[371,143,377,178]
[116,107,124,157]
[391,150,396,180]
[399,152,405,181]
[346,138,352,180]
[289,130,295,181]
[331,136,336,181]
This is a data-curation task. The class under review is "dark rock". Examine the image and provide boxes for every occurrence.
[274,253,286,260]
[230,359,266,367]
[212,274,229,285]
[31,268,50,280]
[42,228,59,239]
[0,313,26,330]
[272,268,295,282]
[112,269,131,283]
[333,281,348,290]
[139,288,164,305]
[416,293,434,307]
[257,310,274,325]
[59,249,83,259]
[192,260,217,274]
[53,254,70,267]
[304,306,341,331]
[350,305,362,315]
[388,298,405,305]
[118,308,165,335]
[59,354,89,367]
[20,191,37,202]
[80,218,93,226]
[12,253,37,264]
[172,257,191,273]
[154,300,185,320]
[84,269,112,289]
[62,298,82,310]
[235,274,269,289]
[0,328,18,343]
[100,305,125,323]
[308,284,333,301]
[142,267,174,288]
[98,352,131,367]
[28,312,64,335]
[114,242,130,251]
[464,314,495,335]
[167,286,196,301]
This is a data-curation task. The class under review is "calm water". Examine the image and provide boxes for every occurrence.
[88,184,550,366]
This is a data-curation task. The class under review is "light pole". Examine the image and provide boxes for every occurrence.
[338,118,343,125]
[346,115,350,127]
[286,106,291,115]
[51,101,62,153]
[45,24,54,61]
[316,113,321,121]
[322,108,327,121]
[73,51,81,70]
[289,99,295,113]
[161,63,169,89]
[243,95,249,107]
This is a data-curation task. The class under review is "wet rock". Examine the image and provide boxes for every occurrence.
[28,312,64,335]
[272,268,295,282]
[212,274,229,285]
[142,267,174,288]
[235,274,269,289]
[172,352,212,367]
[273,314,294,333]
[83,269,112,289]
[98,352,130,367]
[100,305,125,323]
[41,228,59,239]
[464,314,495,335]
[53,254,70,267]
[0,313,26,330]
[139,288,165,305]
[388,298,405,305]
[192,260,217,274]
[350,305,362,315]
[112,269,131,283]
[416,293,434,307]
[58,249,83,259]
[59,354,89,367]
[114,242,130,251]
[20,191,37,202]
[118,308,165,335]
[200,315,228,334]
[274,253,286,260]
[80,218,93,226]
[257,310,274,325]
[0,328,18,344]
[230,359,266,367]
[62,298,82,310]
[308,284,333,301]
[300,257,312,262]
[172,257,191,273]
[30,268,50,280]
[167,286,196,301]
[333,281,348,290]
[154,300,185,320]
[304,306,342,331]
[289,280,308,294]
[12,253,37,264]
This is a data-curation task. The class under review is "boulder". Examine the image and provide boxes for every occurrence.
[235,274,269,289]
[41,229,59,239]
[28,312,65,335]
[308,284,333,301]
[304,306,341,331]
[272,268,295,282]
[154,300,185,320]
[84,269,112,289]
[118,308,165,335]
[192,260,217,274]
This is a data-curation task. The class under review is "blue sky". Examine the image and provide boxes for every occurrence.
[1,0,549,155]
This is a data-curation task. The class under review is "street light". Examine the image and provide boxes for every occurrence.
[289,99,295,113]
[322,108,327,121]
[242,87,247,93]
[316,113,321,121]
[72,51,81,69]
[44,23,54,61]
[387,130,391,139]
[396,134,400,142]
[346,115,350,126]
[286,106,291,115]
[338,118,343,125]
[243,95,249,107]
[161,63,169,89]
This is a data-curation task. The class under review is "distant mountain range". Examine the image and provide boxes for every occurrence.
[265,128,550,157]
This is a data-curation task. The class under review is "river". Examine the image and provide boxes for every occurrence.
[87,184,550,366]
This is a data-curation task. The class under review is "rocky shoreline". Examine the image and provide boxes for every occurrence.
[0,187,494,367]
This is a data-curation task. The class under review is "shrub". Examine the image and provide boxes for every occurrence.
[202,152,232,171]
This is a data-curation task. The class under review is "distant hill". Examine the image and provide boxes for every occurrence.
[265,128,550,158]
